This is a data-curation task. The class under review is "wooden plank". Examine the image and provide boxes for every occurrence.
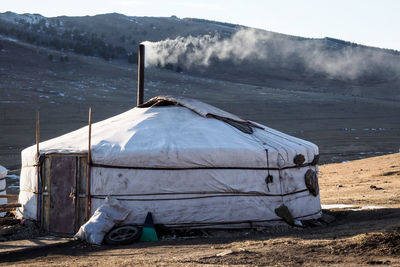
[0,217,20,226]
[0,195,18,199]
[0,217,19,222]
[0,203,21,209]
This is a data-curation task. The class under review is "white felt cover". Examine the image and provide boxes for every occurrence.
[17,96,321,227]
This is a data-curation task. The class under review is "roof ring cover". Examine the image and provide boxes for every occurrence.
[139,95,259,134]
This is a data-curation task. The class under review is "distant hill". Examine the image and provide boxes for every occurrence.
[0,12,240,61]
[0,11,399,100]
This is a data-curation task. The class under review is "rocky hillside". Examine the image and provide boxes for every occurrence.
[0,12,239,61]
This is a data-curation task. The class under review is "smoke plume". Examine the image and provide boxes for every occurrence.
[142,28,268,67]
[143,28,399,81]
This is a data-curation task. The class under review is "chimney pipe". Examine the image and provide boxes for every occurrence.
[137,44,145,106]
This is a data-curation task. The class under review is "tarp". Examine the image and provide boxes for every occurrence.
[18,96,321,227]
[0,165,7,217]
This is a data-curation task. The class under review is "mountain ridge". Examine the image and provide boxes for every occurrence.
[1,11,399,57]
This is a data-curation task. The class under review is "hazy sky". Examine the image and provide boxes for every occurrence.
[1,0,399,51]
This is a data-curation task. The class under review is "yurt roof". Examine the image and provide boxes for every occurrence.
[21,96,318,169]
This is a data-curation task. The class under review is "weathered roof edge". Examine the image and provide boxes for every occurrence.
[139,95,262,130]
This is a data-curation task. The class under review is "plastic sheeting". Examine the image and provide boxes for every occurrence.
[74,198,131,245]
[0,165,7,217]
[0,165,6,178]
[18,96,321,227]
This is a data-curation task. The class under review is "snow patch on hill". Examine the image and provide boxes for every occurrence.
[0,11,44,24]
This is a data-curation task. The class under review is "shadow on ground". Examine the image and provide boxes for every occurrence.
[1,208,399,263]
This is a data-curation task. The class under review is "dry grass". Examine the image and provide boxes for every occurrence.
[320,153,400,207]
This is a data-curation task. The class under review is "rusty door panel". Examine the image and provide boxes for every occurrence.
[49,156,77,234]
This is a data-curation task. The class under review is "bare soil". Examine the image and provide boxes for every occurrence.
[320,153,400,208]
[1,154,399,266]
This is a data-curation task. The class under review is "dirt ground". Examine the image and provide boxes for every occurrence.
[320,153,400,208]
[1,153,399,266]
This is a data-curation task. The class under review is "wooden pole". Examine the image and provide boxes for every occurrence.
[36,110,40,157]
[86,107,92,221]
[35,110,40,222]
[137,44,145,106]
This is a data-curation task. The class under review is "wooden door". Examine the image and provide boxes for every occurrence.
[41,154,88,235]
[48,156,77,234]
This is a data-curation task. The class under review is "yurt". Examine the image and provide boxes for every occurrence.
[17,96,321,234]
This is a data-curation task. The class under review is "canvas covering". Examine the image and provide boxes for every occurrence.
[18,96,321,227]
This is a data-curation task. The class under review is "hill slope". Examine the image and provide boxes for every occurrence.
[1,12,399,100]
